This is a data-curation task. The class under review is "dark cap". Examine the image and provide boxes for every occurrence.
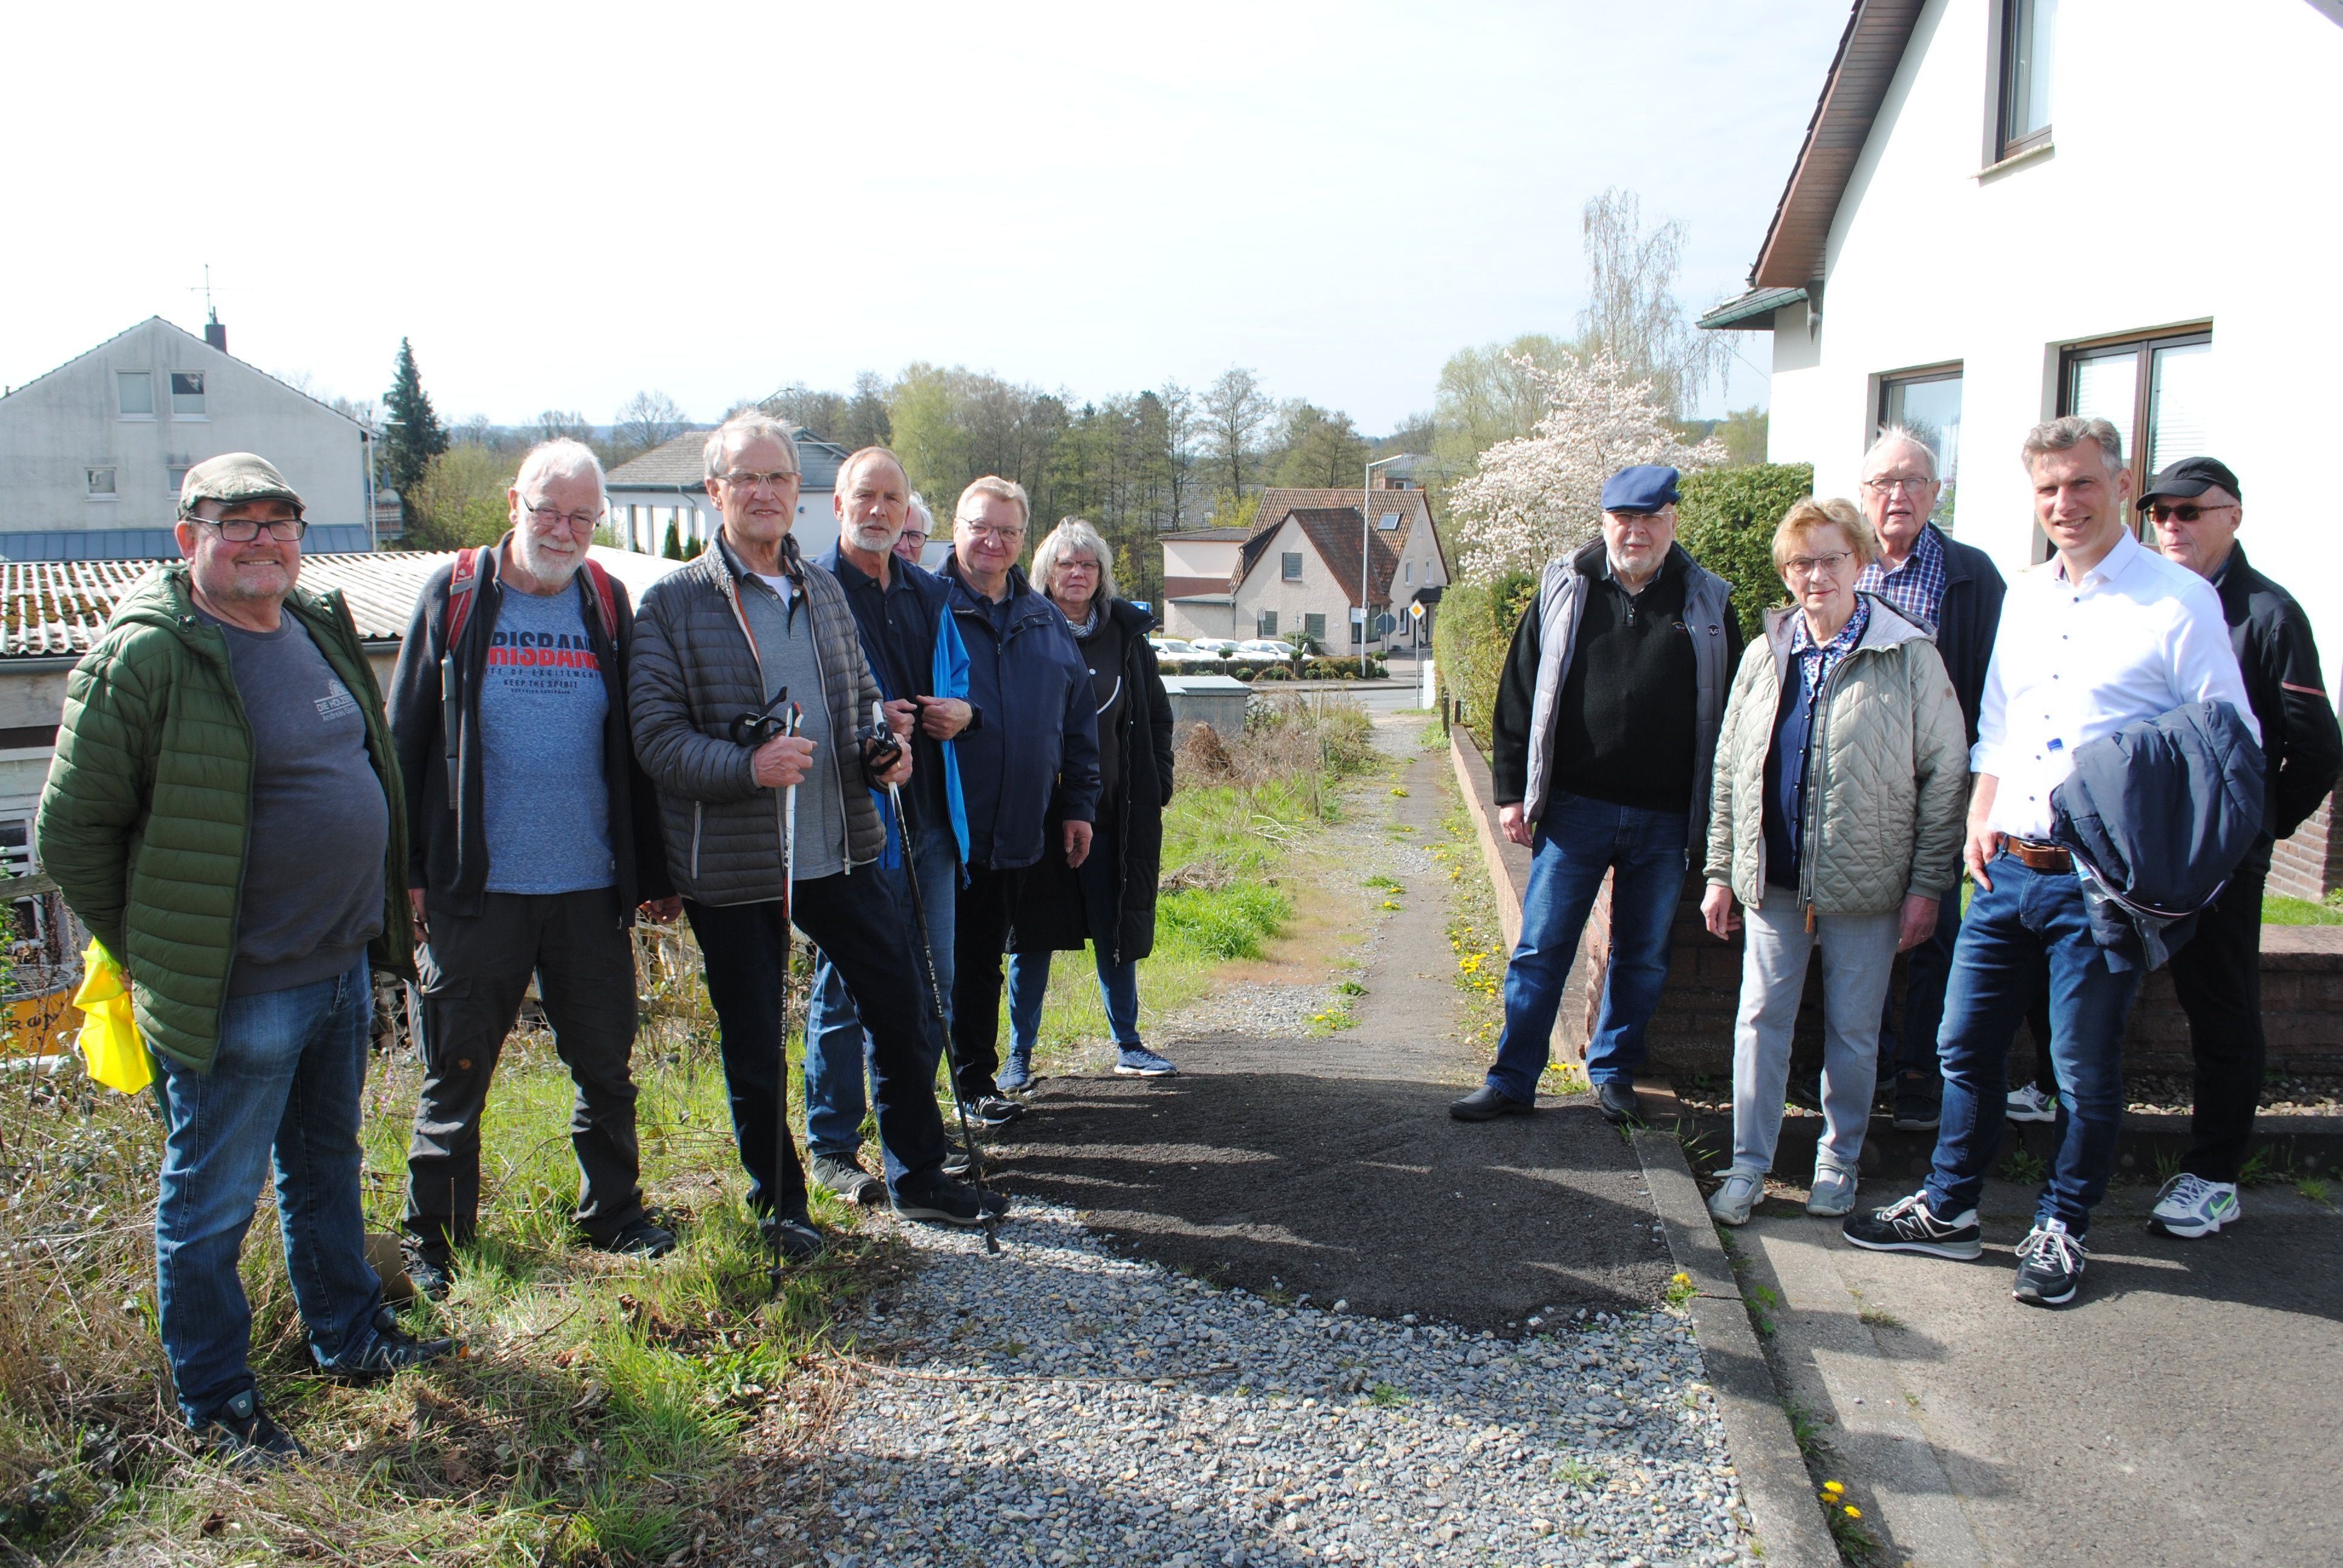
[2137,456,2241,510]
[178,452,305,520]
[1601,465,1681,514]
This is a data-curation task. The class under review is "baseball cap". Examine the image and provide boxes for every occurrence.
[2137,457,2241,510]
[178,453,305,520]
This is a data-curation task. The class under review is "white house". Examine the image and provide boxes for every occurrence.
[1705,0,2343,889]
[1162,483,1449,651]
[605,426,847,559]
[0,316,376,559]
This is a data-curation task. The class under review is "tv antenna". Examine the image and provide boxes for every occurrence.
[188,263,224,325]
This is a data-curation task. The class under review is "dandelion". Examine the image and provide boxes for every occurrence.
[1821,1481,1844,1497]
[1843,1506,1862,1520]
[1381,900,1401,910]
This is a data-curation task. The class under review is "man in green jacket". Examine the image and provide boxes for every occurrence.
[37,453,450,1468]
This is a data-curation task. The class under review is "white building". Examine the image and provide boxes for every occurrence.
[1703,0,2343,887]
[1162,484,1449,651]
[605,426,848,559]
[0,316,376,559]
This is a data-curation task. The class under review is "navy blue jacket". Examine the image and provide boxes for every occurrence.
[1930,527,2007,747]
[815,541,966,854]
[939,555,1102,869]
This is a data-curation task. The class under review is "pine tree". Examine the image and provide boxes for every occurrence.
[662,520,684,561]
[381,338,450,501]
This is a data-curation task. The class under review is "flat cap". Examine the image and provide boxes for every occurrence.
[179,452,304,519]
[2137,456,2241,509]
[1602,465,1680,514]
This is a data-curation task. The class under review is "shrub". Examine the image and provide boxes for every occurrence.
[1433,576,1527,745]
[1256,664,1294,681]
[1677,462,1812,639]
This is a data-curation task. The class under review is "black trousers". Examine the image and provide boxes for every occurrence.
[406,889,644,1248]
[949,861,1025,1098]
[685,873,946,1223]
[2167,863,2267,1183]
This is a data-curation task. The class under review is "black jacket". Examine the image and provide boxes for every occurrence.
[387,540,669,923]
[1011,599,1176,964]
[2211,543,2341,855]
[1930,527,2007,747]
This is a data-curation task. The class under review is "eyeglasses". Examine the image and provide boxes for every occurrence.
[961,523,1026,544]
[200,515,307,542]
[526,503,603,534]
[1862,476,1936,494]
[2147,501,2236,524]
[719,469,799,491]
[1784,551,1854,580]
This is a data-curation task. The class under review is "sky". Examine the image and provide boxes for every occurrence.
[6,1,1851,434]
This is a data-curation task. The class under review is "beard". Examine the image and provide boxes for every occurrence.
[516,532,583,584]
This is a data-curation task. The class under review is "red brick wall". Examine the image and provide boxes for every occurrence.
[2267,796,2343,902]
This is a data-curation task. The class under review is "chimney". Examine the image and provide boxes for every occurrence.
[203,312,227,353]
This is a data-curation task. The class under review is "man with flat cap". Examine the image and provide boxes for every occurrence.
[2143,456,2340,1240]
[39,454,451,1466]
[1455,463,1743,1126]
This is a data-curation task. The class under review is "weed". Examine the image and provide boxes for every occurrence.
[1748,1284,1780,1338]
[1362,874,1401,891]
[1784,1400,1829,1462]
[2152,1146,2183,1186]
[1663,1272,1697,1308]
[2298,1177,2333,1207]
[1818,1480,1876,1558]
[1368,1383,1407,1408]
[2000,1148,2048,1185]
[1554,1457,1603,1489]
[1857,1306,1906,1331]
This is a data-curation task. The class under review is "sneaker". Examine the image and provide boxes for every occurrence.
[810,1153,886,1207]
[1891,1073,1941,1132]
[1807,1165,1860,1217]
[941,1138,974,1178]
[1115,1045,1178,1077]
[1597,1080,1643,1126]
[2012,1219,2087,1307]
[1450,1083,1535,1121]
[1708,1171,1764,1227]
[764,1214,825,1263]
[195,1390,306,1469]
[2007,1083,2058,1123]
[401,1237,454,1302]
[1841,1191,1984,1259]
[2148,1174,2240,1239]
[997,1051,1035,1092]
[892,1171,1012,1227]
[324,1307,457,1382]
[598,1215,679,1258]
[969,1095,1024,1129]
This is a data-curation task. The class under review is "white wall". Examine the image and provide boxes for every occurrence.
[609,486,835,558]
[1162,538,1242,581]
[1768,0,2343,667]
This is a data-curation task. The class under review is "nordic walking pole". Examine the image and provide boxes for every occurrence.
[769,699,804,1296]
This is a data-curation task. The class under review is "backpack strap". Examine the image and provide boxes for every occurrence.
[444,544,494,653]
[582,557,619,644]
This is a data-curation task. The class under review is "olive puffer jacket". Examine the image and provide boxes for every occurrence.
[36,564,415,1073]
[1705,595,1969,915]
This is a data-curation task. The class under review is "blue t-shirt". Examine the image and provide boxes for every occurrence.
[479,584,615,893]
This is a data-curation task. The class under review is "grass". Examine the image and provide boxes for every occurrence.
[2264,894,2343,926]
[2298,1177,2332,1207]
[1782,1399,1827,1461]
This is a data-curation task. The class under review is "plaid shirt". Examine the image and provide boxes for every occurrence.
[1791,595,1871,705]
[1855,523,1947,630]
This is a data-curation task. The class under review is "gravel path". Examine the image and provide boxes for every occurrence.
[765,1202,1754,1568]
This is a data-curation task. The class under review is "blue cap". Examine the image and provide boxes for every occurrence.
[1601,465,1680,514]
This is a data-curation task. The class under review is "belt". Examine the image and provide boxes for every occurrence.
[2008,837,2073,873]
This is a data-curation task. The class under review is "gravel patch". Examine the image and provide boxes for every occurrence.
[1162,981,1340,1041]
[768,1202,1755,1567]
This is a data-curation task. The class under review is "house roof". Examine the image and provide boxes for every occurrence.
[1697,285,1811,332]
[1161,526,1255,543]
[0,316,370,432]
[1744,0,1927,292]
[1288,508,1400,606]
[607,427,850,491]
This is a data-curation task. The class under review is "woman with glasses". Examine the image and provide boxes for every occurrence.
[1699,497,1968,1226]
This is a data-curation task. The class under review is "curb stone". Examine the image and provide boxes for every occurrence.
[1633,1124,1840,1568]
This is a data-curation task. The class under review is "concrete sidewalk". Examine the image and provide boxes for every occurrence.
[1723,1170,2343,1566]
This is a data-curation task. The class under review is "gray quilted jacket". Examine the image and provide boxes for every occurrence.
[629,534,886,905]
[1706,595,1968,915]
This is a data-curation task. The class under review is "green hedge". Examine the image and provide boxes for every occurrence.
[1432,578,1519,745]
[1676,462,1813,639]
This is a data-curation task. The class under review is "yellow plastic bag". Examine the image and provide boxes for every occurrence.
[73,939,152,1094]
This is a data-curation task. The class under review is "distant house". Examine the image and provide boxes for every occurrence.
[1162,484,1449,652]
[0,316,378,560]
[605,426,848,558]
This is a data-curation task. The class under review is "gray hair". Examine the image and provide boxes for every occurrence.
[955,474,1031,528]
[515,437,605,499]
[704,411,801,482]
[1863,427,1939,482]
[905,492,934,534]
[2022,416,2123,475]
[1034,517,1117,605]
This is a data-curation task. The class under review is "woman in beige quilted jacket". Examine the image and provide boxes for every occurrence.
[1699,497,1968,1226]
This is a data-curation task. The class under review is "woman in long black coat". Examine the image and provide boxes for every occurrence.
[1001,518,1178,1085]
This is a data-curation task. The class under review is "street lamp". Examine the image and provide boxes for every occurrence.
[1362,455,1404,671]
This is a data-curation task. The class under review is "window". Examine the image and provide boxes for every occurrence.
[2058,327,2213,537]
[117,371,154,417]
[1281,551,1303,581]
[0,821,28,875]
[1875,367,1962,530]
[1377,511,1401,531]
[168,461,192,497]
[1404,562,1414,585]
[170,371,206,416]
[86,466,116,497]
[1994,0,2057,161]
[1303,612,1326,645]
[1257,610,1278,637]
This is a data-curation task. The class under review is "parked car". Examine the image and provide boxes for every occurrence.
[1149,637,1199,661]
[1185,638,1240,656]
[1235,639,1297,662]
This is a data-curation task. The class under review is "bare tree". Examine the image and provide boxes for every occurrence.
[536,409,594,444]
[1577,188,1727,420]
[761,383,847,440]
[1202,367,1273,494]
[1159,381,1199,529]
[614,390,687,455]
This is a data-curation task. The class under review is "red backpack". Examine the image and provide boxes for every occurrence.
[444,544,618,652]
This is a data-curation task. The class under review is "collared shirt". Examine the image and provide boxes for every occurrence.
[1789,595,1872,706]
[1973,529,2257,840]
[1855,524,1947,631]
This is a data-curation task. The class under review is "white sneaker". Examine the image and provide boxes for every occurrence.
[2006,1083,2058,1123]
[1807,1165,1859,1217]
[1707,1171,1765,1227]
[2148,1173,2240,1238]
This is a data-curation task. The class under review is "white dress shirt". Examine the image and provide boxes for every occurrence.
[1973,529,2256,841]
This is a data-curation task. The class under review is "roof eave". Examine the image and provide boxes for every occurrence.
[1697,286,1809,332]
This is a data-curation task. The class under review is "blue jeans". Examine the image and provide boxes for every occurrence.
[1878,883,1964,1080]
[802,823,957,1172]
[152,958,388,1423]
[1007,948,1142,1055]
[1487,794,1689,1099]
[1923,851,2141,1235]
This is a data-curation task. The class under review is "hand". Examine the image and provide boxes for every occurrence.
[1964,822,2001,893]
[1897,892,1939,952]
[639,897,683,924]
[882,697,918,740]
[1063,818,1093,868]
[874,740,914,789]
[752,734,818,788]
[1498,803,1532,848]
[914,694,974,739]
[408,887,428,941]
[1700,884,1742,941]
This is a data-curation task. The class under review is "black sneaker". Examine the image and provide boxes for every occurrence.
[969,1095,1023,1129]
[763,1214,825,1262]
[941,1139,974,1178]
[401,1237,454,1302]
[811,1153,886,1207]
[598,1215,679,1258]
[1841,1191,1984,1259]
[1597,1080,1644,1126]
[2012,1220,2087,1307]
[324,1307,457,1382]
[1449,1083,1534,1121]
[1891,1072,1942,1132]
[196,1389,306,1469]
[892,1171,1012,1227]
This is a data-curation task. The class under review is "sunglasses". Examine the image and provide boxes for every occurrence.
[2146,501,2236,524]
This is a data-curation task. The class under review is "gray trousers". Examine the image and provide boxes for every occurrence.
[1730,898,1899,1179]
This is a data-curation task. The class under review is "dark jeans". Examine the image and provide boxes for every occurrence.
[1878,883,1964,1082]
[686,874,947,1220]
[2168,863,2267,1183]
[1924,851,2141,1236]
[950,861,1026,1099]
[405,889,646,1249]
[1487,793,1688,1098]
[152,958,388,1423]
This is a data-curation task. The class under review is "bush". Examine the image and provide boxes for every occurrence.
[1433,575,1530,745]
[1256,664,1294,681]
[1677,462,1812,639]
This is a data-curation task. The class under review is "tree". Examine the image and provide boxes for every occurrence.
[1446,350,1726,582]
[1201,367,1273,494]
[536,410,593,444]
[381,338,449,501]
[762,383,847,440]
[614,390,687,457]
[405,443,517,551]
[1271,403,1371,488]
[1429,334,1578,486]
[1576,187,1726,421]
[662,520,686,560]
[1717,406,1769,468]
[841,371,893,449]
[1159,381,1199,529]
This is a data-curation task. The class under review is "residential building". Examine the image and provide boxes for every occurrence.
[0,316,378,560]
[605,426,847,557]
[1162,485,1449,651]
[1702,0,2343,890]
